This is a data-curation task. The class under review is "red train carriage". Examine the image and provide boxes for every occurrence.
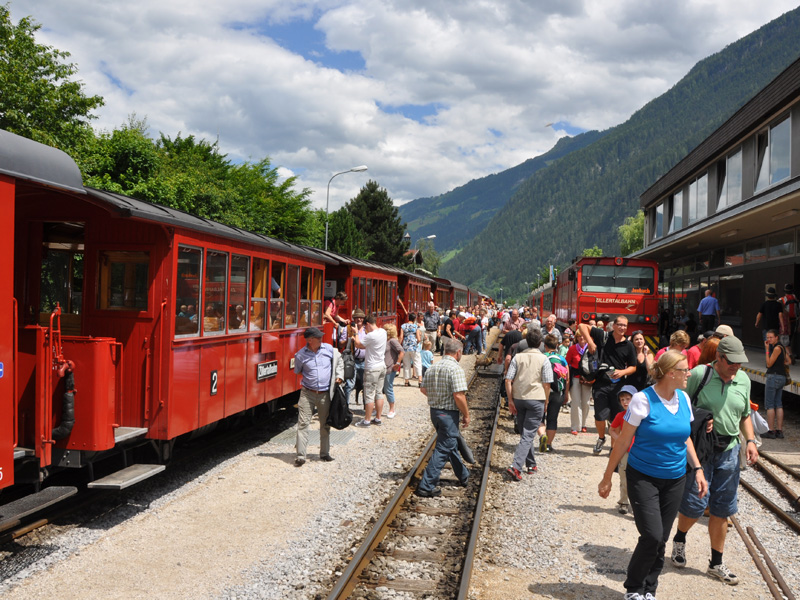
[398,272,433,321]
[431,277,453,312]
[2,130,335,498]
[530,256,659,335]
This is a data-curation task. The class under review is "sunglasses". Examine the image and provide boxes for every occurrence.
[719,354,741,366]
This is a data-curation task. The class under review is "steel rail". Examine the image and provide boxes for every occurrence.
[457,386,501,600]
[755,460,800,509]
[746,526,796,600]
[759,449,800,481]
[730,516,783,600]
[740,479,800,534]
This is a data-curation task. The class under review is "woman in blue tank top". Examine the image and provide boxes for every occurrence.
[598,351,708,600]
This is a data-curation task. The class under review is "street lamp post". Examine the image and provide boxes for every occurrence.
[500,287,503,305]
[414,234,436,251]
[325,165,368,251]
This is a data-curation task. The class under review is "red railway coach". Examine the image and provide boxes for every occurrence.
[1,130,338,501]
[530,257,660,336]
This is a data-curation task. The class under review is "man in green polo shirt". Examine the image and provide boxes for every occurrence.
[670,336,758,586]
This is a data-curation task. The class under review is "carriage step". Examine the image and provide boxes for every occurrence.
[87,464,165,490]
[13,447,34,460]
[114,427,149,443]
[0,486,78,528]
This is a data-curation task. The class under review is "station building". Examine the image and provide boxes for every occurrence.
[636,57,800,348]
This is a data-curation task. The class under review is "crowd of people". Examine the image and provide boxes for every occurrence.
[293,289,789,599]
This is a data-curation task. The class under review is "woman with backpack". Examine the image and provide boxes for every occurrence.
[542,334,569,452]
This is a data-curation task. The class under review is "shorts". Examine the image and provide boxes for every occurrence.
[679,444,741,519]
[363,366,386,405]
[593,382,623,423]
[764,373,786,410]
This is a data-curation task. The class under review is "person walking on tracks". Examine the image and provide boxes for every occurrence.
[292,327,344,466]
[416,338,470,498]
[599,351,707,600]
[505,327,552,479]
[670,335,759,586]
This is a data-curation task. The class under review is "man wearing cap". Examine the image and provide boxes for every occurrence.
[697,289,721,333]
[755,287,785,342]
[670,335,758,585]
[292,327,344,466]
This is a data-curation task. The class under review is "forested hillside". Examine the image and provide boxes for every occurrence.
[441,7,800,300]
[398,130,606,254]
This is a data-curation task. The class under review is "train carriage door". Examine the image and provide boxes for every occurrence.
[34,222,85,334]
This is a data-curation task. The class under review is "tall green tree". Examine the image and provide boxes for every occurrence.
[346,180,410,266]
[0,4,103,148]
[327,208,372,259]
[582,245,604,257]
[618,210,645,256]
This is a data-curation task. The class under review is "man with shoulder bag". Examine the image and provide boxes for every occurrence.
[292,327,344,466]
[670,336,758,586]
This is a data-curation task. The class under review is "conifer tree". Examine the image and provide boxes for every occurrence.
[346,180,409,267]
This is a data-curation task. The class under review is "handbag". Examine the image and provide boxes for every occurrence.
[341,339,356,381]
[326,383,353,430]
[751,409,769,436]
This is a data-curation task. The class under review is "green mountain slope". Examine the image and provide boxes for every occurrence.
[440,7,800,300]
[397,130,606,254]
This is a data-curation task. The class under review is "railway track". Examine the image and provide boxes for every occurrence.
[327,364,503,599]
[735,448,800,599]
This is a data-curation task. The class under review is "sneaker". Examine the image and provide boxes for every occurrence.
[386,411,396,419]
[763,430,776,439]
[670,541,686,568]
[617,502,630,514]
[593,437,606,455]
[707,562,738,585]
[539,434,549,453]
[415,486,442,498]
[294,457,306,467]
[525,465,537,474]
[371,418,382,425]
[643,594,657,600]
[776,430,785,439]
[623,593,643,600]
[581,427,588,433]
[506,466,522,481]
[547,444,554,453]
[354,419,371,428]
[571,430,578,435]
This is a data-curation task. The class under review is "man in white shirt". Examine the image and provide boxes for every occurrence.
[353,315,388,427]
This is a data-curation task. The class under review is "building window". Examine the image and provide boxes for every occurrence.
[768,229,795,259]
[652,203,664,240]
[687,174,707,224]
[717,149,742,210]
[745,239,767,263]
[668,191,682,233]
[755,116,791,192]
[725,245,744,268]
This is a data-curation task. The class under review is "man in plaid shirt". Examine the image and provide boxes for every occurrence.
[416,338,470,497]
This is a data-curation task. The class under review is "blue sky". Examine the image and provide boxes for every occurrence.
[12,1,800,208]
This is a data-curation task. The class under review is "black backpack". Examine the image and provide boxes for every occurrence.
[580,331,608,382]
[326,383,353,430]
[341,338,356,381]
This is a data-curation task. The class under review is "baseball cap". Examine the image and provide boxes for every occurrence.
[718,336,748,363]
[714,324,734,338]
[618,385,638,398]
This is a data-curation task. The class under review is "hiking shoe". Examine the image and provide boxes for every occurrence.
[623,593,643,600]
[539,434,549,453]
[776,430,785,439]
[670,541,686,568]
[371,418,382,425]
[593,437,606,455]
[415,486,441,498]
[581,427,588,433]
[525,465,537,474]
[294,457,306,467]
[618,502,630,514]
[763,430,776,439]
[506,466,522,481]
[354,419,371,427]
[707,563,738,585]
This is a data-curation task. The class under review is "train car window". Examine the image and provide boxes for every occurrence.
[97,251,149,311]
[203,250,228,335]
[250,257,268,331]
[228,255,249,331]
[380,280,386,315]
[312,269,323,326]
[299,266,312,327]
[366,279,372,315]
[360,278,366,313]
[285,264,299,327]
[270,262,285,329]
[390,281,396,315]
[175,246,202,337]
